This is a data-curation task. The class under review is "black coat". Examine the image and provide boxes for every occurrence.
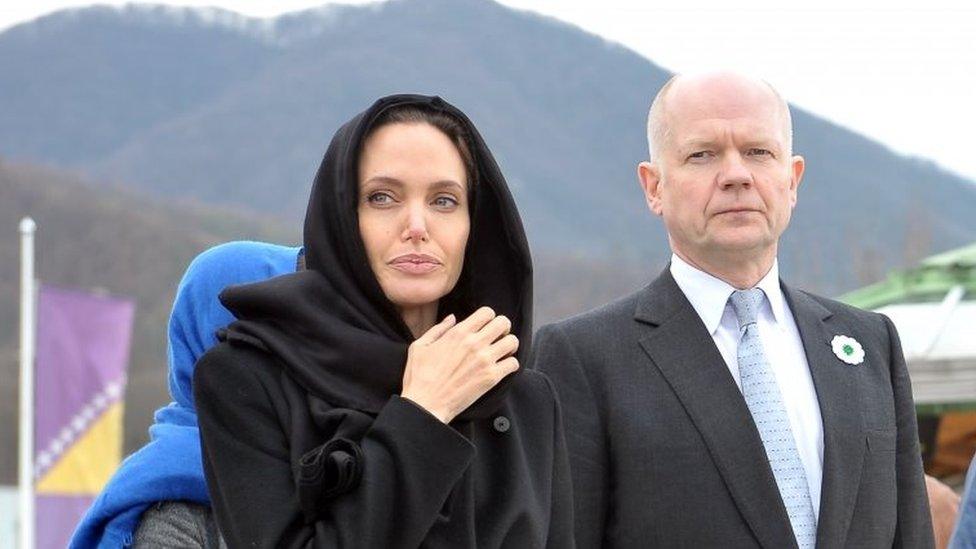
[194,343,574,548]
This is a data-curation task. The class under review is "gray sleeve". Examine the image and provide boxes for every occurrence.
[882,315,935,549]
[531,323,609,549]
[133,501,226,549]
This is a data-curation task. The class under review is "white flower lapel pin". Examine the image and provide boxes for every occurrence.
[831,335,864,365]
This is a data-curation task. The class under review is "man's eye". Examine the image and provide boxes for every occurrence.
[748,148,772,157]
[687,151,711,160]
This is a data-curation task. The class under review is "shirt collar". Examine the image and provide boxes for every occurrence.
[755,259,787,325]
[669,253,786,334]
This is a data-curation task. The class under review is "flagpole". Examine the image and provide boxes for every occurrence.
[19,217,36,549]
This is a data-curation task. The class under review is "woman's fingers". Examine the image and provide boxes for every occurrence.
[495,356,520,377]
[486,333,519,362]
[416,314,456,345]
[476,314,512,345]
[401,307,520,424]
[452,306,496,335]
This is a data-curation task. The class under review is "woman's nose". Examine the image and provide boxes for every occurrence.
[401,203,429,243]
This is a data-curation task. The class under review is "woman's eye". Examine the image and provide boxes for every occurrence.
[432,195,460,209]
[366,192,394,205]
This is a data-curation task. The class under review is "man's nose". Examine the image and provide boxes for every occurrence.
[401,202,429,243]
[718,153,753,189]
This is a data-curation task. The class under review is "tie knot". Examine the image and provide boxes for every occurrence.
[729,288,765,328]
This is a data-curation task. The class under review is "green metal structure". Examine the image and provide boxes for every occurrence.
[842,242,976,309]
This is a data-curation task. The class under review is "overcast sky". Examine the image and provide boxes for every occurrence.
[3,1,975,181]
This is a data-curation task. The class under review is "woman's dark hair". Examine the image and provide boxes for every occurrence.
[365,104,478,192]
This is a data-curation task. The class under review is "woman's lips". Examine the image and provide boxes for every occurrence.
[389,254,441,274]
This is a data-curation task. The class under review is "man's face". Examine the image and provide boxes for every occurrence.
[640,76,805,264]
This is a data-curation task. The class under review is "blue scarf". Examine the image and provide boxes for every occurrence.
[70,241,300,548]
[951,459,976,548]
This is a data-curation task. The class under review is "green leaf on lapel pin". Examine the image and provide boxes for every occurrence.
[831,335,864,365]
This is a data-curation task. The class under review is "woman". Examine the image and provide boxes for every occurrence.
[194,94,574,548]
[70,241,301,548]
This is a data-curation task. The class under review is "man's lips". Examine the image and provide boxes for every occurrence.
[714,208,761,215]
[389,253,442,274]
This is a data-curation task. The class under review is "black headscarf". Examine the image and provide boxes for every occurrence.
[219,94,533,421]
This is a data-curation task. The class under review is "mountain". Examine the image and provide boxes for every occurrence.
[4,0,973,296]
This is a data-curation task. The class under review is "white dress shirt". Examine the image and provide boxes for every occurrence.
[669,254,825,518]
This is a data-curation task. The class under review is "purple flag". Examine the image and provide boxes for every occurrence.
[32,285,135,549]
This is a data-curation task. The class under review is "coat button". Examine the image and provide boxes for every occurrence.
[493,416,510,433]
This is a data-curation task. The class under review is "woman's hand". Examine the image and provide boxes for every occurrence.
[401,307,519,423]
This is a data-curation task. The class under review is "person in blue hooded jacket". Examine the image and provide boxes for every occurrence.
[70,241,302,548]
[951,461,976,548]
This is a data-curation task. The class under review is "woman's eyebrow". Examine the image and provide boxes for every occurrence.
[361,177,464,193]
[428,180,464,192]
[362,175,404,188]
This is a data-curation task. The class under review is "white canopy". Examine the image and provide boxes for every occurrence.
[876,296,976,406]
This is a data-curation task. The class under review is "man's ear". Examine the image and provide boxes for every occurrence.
[788,154,805,208]
[638,161,664,216]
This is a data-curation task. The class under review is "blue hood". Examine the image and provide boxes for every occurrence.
[70,241,300,548]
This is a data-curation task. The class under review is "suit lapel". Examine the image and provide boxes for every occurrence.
[635,270,797,549]
[782,284,865,548]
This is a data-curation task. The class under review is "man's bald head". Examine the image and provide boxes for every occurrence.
[646,72,794,162]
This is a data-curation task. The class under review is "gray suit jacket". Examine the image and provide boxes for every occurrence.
[533,269,933,548]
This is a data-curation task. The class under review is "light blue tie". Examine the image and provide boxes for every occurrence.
[729,289,817,548]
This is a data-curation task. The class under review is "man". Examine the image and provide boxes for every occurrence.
[533,72,933,548]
